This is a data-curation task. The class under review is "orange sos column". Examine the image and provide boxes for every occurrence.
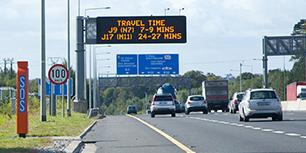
[16,61,29,138]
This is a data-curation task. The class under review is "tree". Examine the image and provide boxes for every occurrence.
[206,73,222,81]
[183,70,206,88]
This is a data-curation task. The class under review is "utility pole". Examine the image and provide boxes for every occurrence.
[3,59,7,75]
[240,63,242,92]
[8,58,14,79]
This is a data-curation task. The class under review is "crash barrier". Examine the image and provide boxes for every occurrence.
[281,100,306,111]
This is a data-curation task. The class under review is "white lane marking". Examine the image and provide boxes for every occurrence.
[273,131,285,134]
[251,127,261,130]
[188,116,306,140]
[127,115,196,153]
[285,133,301,137]
[235,124,244,127]
[300,136,306,139]
[244,125,254,129]
[262,129,273,132]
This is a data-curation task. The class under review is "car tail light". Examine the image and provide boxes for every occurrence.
[234,99,238,104]
[187,101,192,105]
[204,100,207,104]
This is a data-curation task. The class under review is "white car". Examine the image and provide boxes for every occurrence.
[185,95,208,115]
[150,94,176,118]
[238,88,283,122]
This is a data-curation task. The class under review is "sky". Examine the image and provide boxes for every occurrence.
[0,0,305,79]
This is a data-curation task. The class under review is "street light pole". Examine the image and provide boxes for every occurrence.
[240,63,242,92]
[66,0,71,116]
[179,8,184,15]
[89,46,92,109]
[40,0,47,122]
[164,8,170,16]
[93,46,111,108]
[84,7,111,113]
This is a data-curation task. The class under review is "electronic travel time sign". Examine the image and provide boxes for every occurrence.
[91,16,186,44]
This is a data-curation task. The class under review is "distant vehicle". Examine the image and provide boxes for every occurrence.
[127,105,137,114]
[202,80,229,112]
[157,83,176,99]
[228,92,245,114]
[238,88,283,122]
[174,100,184,113]
[185,95,208,115]
[287,82,306,101]
[150,94,176,118]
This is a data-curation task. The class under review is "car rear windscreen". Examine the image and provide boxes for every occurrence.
[154,95,173,101]
[250,91,277,99]
[190,96,204,101]
[237,93,244,101]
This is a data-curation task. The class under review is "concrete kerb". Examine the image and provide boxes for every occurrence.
[64,120,97,153]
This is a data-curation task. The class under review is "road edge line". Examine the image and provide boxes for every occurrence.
[126,114,196,153]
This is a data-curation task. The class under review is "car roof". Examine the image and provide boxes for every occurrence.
[248,88,275,92]
[154,93,172,96]
[236,92,245,94]
[188,95,203,98]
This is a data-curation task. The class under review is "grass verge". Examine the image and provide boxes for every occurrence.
[0,98,95,152]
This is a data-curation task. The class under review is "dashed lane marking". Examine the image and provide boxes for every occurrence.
[262,129,273,132]
[285,133,301,137]
[127,114,196,153]
[273,131,285,134]
[188,116,306,140]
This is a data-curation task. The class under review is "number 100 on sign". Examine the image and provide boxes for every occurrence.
[48,64,69,85]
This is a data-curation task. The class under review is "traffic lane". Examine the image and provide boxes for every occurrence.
[187,111,306,137]
[137,114,306,153]
[82,116,183,153]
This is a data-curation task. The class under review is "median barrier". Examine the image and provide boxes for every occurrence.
[281,100,306,111]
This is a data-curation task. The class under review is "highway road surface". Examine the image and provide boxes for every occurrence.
[82,111,306,153]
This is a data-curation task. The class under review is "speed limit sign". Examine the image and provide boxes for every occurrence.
[48,64,69,85]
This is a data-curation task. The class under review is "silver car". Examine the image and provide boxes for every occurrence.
[150,94,176,118]
[238,88,283,122]
[185,95,208,115]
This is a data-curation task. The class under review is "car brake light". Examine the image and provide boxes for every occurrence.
[187,101,192,105]
[234,99,238,104]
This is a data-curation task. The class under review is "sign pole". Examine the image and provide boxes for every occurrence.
[62,84,65,117]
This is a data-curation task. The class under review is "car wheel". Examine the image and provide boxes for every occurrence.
[185,109,190,115]
[214,109,218,112]
[242,109,249,122]
[203,109,208,114]
[233,109,237,114]
[244,117,249,122]
[274,115,283,121]
[171,112,176,117]
[151,113,155,118]
[239,115,243,121]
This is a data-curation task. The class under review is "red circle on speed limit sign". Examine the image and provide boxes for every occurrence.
[48,64,69,85]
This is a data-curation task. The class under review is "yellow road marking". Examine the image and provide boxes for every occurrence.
[126,114,196,153]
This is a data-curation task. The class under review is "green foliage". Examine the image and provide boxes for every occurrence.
[176,89,189,103]
[183,70,206,88]
[206,73,222,81]
[0,100,12,119]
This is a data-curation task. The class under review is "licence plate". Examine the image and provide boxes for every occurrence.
[257,102,269,106]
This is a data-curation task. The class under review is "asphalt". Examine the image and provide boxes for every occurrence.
[82,111,306,153]
[82,115,183,153]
